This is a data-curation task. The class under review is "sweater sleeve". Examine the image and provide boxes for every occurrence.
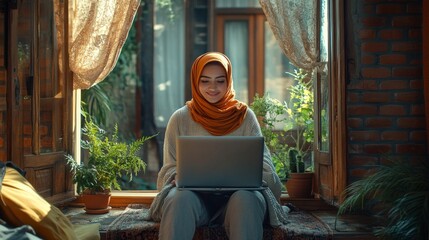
[156,108,182,190]
[244,109,283,201]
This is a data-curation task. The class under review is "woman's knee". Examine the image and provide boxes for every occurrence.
[165,188,201,207]
[229,190,265,207]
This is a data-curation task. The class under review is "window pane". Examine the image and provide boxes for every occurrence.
[216,0,260,8]
[224,21,248,103]
[264,22,295,104]
[319,0,329,151]
[154,1,185,127]
[264,22,295,129]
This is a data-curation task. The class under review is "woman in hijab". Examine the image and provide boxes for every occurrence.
[148,52,287,240]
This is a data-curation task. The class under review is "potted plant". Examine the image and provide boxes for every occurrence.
[65,113,154,214]
[251,68,315,198]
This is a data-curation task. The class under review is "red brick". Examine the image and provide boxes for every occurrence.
[365,117,393,128]
[410,131,426,141]
[347,80,378,90]
[347,92,360,102]
[379,80,408,89]
[360,29,376,39]
[392,42,421,52]
[376,4,405,14]
[379,105,406,115]
[347,118,363,128]
[0,151,5,162]
[363,5,375,14]
[409,58,421,65]
[40,125,49,136]
[361,67,391,78]
[411,105,424,115]
[348,156,379,166]
[23,124,33,135]
[361,55,376,64]
[392,67,422,78]
[381,131,408,141]
[349,130,380,141]
[408,29,421,39]
[362,92,391,103]
[379,29,404,40]
[347,105,378,115]
[348,144,363,154]
[396,144,426,154]
[410,79,423,89]
[23,137,32,149]
[379,54,407,65]
[397,117,426,128]
[349,167,378,179]
[407,3,422,14]
[363,144,392,154]
[394,91,423,103]
[361,42,389,52]
[361,17,387,27]
[392,16,422,27]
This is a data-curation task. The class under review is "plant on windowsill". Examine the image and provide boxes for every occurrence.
[65,112,155,214]
[251,68,315,198]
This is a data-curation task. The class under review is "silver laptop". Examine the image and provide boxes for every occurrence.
[176,136,265,192]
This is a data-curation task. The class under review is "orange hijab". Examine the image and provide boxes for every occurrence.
[186,52,248,136]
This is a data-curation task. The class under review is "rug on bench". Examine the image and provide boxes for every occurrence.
[103,204,333,240]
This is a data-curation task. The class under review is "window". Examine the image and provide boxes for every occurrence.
[103,0,346,205]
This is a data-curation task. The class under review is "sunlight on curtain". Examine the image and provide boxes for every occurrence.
[69,0,140,89]
[224,21,248,103]
[154,1,185,127]
[259,0,319,71]
[216,0,260,8]
[264,22,295,104]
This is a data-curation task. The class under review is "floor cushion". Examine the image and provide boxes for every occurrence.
[0,167,99,240]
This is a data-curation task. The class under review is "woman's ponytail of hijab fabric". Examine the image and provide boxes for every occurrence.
[186,52,248,136]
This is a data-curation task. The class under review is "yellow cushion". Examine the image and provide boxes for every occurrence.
[0,167,81,240]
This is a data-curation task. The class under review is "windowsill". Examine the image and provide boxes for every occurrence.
[67,191,334,211]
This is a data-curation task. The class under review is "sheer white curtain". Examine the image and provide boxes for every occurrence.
[259,0,319,71]
[68,0,140,89]
[224,21,248,103]
[154,1,185,127]
[216,0,260,8]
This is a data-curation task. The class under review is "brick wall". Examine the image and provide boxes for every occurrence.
[346,0,426,183]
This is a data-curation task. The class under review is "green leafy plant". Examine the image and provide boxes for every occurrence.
[337,159,429,239]
[251,68,314,179]
[65,113,155,194]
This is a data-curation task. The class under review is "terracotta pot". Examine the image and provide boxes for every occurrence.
[82,193,111,214]
[285,172,314,198]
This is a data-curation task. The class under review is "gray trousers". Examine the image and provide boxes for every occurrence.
[159,188,267,240]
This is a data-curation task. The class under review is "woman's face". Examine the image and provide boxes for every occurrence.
[198,63,227,104]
